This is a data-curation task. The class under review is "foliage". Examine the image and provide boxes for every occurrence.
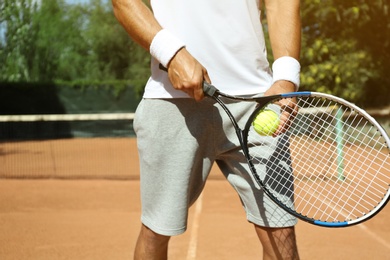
[0,0,389,107]
[0,81,140,114]
[0,0,38,81]
[0,0,150,98]
[262,0,390,107]
[300,0,390,106]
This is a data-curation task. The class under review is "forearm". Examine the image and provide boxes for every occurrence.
[264,0,301,60]
[112,0,161,51]
[112,0,206,100]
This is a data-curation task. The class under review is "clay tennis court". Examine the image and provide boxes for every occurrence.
[1,138,390,259]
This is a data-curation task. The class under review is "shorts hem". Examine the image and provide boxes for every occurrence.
[246,213,298,228]
[141,216,187,236]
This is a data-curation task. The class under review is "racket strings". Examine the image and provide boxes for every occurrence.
[246,95,390,224]
[304,102,390,220]
[340,115,390,193]
[311,107,373,219]
[287,99,344,217]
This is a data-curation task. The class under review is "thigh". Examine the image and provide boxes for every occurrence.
[215,100,297,228]
[134,98,215,236]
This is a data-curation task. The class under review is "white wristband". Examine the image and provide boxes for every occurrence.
[272,56,301,89]
[149,29,185,68]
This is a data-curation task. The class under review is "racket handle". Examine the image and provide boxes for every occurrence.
[203,82,218,97]
[159,64,168,71]
[159,63,218,97]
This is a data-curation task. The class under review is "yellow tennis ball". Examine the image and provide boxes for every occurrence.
[252,109,279,136]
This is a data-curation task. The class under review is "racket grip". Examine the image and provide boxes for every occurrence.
[159,63,168,71]
[159,63,217,97]
[203,82,218,97]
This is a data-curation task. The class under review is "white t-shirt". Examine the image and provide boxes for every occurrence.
[144,0,273,98]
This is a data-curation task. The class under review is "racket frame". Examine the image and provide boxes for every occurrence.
[203,82,390,227]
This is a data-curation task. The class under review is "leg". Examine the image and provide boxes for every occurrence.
[134,224,171,260]
[254,225,299,260]
[134,98,215,259]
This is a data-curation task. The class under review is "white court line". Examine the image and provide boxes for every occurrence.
[186,192,203,260]
[305,187,390,250]
[356,222,390,250]
[0,113,135,121]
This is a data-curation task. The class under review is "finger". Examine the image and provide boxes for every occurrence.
[193,67,209,101]
[280,104,297,116]
[273,115,288,137]
[192,81,204,101]
[272,102,298,137]
[203,69,211,84]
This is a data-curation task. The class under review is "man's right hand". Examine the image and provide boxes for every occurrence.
[166,48,210,101]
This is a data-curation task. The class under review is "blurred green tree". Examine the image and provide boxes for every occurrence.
[299,0,390,106]
[0,0,150,96]
[0,0,38,81]
[1,0,388,106]
[32,0,72,81]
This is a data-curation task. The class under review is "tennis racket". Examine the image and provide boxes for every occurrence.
[202,81,390,227]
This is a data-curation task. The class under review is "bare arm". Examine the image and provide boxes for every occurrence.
[112,0,161,51]
[264,0,301,93]
[111,0,208,100]
[263,0,301,135]
[265,0,301,60]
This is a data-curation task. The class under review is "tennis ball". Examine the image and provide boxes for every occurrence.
[252,109,279,136]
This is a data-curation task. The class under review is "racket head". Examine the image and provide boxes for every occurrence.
[243,92,390,227]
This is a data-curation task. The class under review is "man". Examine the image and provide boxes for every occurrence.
[112,0,301,259]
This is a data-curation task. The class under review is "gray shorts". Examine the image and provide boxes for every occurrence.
[133,97,297,236]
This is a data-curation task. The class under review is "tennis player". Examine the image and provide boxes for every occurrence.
[112,0,301,259]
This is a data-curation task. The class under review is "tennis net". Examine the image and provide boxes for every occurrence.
[0,113,139,179]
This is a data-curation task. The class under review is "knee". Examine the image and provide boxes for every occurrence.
[135,224,172,259]
[255,225,299,260]
[139,224,171,245]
